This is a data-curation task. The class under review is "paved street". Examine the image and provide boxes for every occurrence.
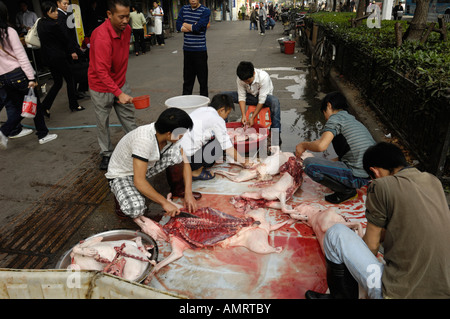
[0,19,359,271]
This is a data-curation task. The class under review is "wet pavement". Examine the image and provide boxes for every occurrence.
[0,20,384,278]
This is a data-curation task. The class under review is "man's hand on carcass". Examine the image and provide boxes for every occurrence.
[295,142,306,158]
[183,192,197,213]
[241,115,247,126]
[162,200,181,217]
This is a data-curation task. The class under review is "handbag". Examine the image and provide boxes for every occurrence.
[21,87,37,118]
[25,18,41,48]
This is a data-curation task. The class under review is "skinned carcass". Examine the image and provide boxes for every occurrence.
[289,203,364,252]
[70,236,154,282]
[133,195,294,282]
[214,146,295,182]
[230,156,304,214]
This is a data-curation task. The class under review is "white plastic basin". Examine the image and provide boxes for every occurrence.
[164,95,210,114]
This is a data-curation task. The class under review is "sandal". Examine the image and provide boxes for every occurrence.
[192,168,215,181]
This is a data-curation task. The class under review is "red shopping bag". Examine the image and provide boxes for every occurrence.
[21,88,37,118]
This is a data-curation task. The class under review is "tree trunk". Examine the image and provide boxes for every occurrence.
[403,0,430,42]
[354,0,367,26]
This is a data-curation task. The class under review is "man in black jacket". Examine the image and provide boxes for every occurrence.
[56,0,89,99]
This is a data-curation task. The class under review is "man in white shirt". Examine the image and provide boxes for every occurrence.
[105,108,199,222]
[177,94,253,182]
[223,61,281,144]
[16,1,38,35]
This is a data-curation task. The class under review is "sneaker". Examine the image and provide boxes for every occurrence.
[325,189,357,204]
[39,133,58,145]
[0,131,8,150]
[9,128,33,139]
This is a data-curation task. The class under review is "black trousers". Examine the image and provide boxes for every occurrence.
[188,138,222,171]
[182,50,208,97]
[42,58,78,110]
[156,33,165,45]
[133,29,146,53]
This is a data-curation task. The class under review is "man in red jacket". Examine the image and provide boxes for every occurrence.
[88,0,136,170]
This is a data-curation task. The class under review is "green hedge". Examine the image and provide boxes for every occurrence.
[307,12,450,101]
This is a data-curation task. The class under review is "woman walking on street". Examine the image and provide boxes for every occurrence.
[0,1,57,149]
[37,1,85,117]
[130,5,147,55]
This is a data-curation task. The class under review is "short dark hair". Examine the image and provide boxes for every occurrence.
[236,61,254,81]
[320,91,349,112]
[210,94,235,111]
[107,0,130,13]
[155,108,193,134]
[41,1,57,18]
[363,142,408,178]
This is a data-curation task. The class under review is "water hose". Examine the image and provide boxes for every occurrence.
[21,124,122,130]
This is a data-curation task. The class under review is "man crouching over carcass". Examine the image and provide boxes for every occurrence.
[105,107,199,224]
[305,142,450,299]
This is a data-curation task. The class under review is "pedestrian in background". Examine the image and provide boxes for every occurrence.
[249,7,258,30]
[15,1,37,36]
[130,5,147,55]
[393,2,404,20]
[0,1,57,149]
[88,0,137,170]
[56,0,89,100]
[38,1,85,117]
[258,2,266,35]
[176,0,211,97]
[151,1,165,46]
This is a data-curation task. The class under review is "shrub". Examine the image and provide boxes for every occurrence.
[307,12,450,101]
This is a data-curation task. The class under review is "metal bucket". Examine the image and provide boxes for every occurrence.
[55,229,158,284]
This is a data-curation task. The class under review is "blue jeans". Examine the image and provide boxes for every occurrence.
[0,68,49,139]
[0,88,22,136]
[249,21,258,30]
[222,91,281,131]
[303,157,370,191]
[324,224,384,299]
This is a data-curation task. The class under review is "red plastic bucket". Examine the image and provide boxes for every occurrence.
[284,41,295,55]
[133,95,150,109]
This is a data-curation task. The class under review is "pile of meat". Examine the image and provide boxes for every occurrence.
[70,236,155,282]
[230,156,304,214]
[134,195,294,281]
[163,207,254,248]
[227,126,265,143]
[215,146,295,182]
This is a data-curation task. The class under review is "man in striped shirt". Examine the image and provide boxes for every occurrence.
[295,92,375,204]
[176,0,211,97]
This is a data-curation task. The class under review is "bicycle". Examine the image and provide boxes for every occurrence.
[297,22,308,53]
[311,34,336,78]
